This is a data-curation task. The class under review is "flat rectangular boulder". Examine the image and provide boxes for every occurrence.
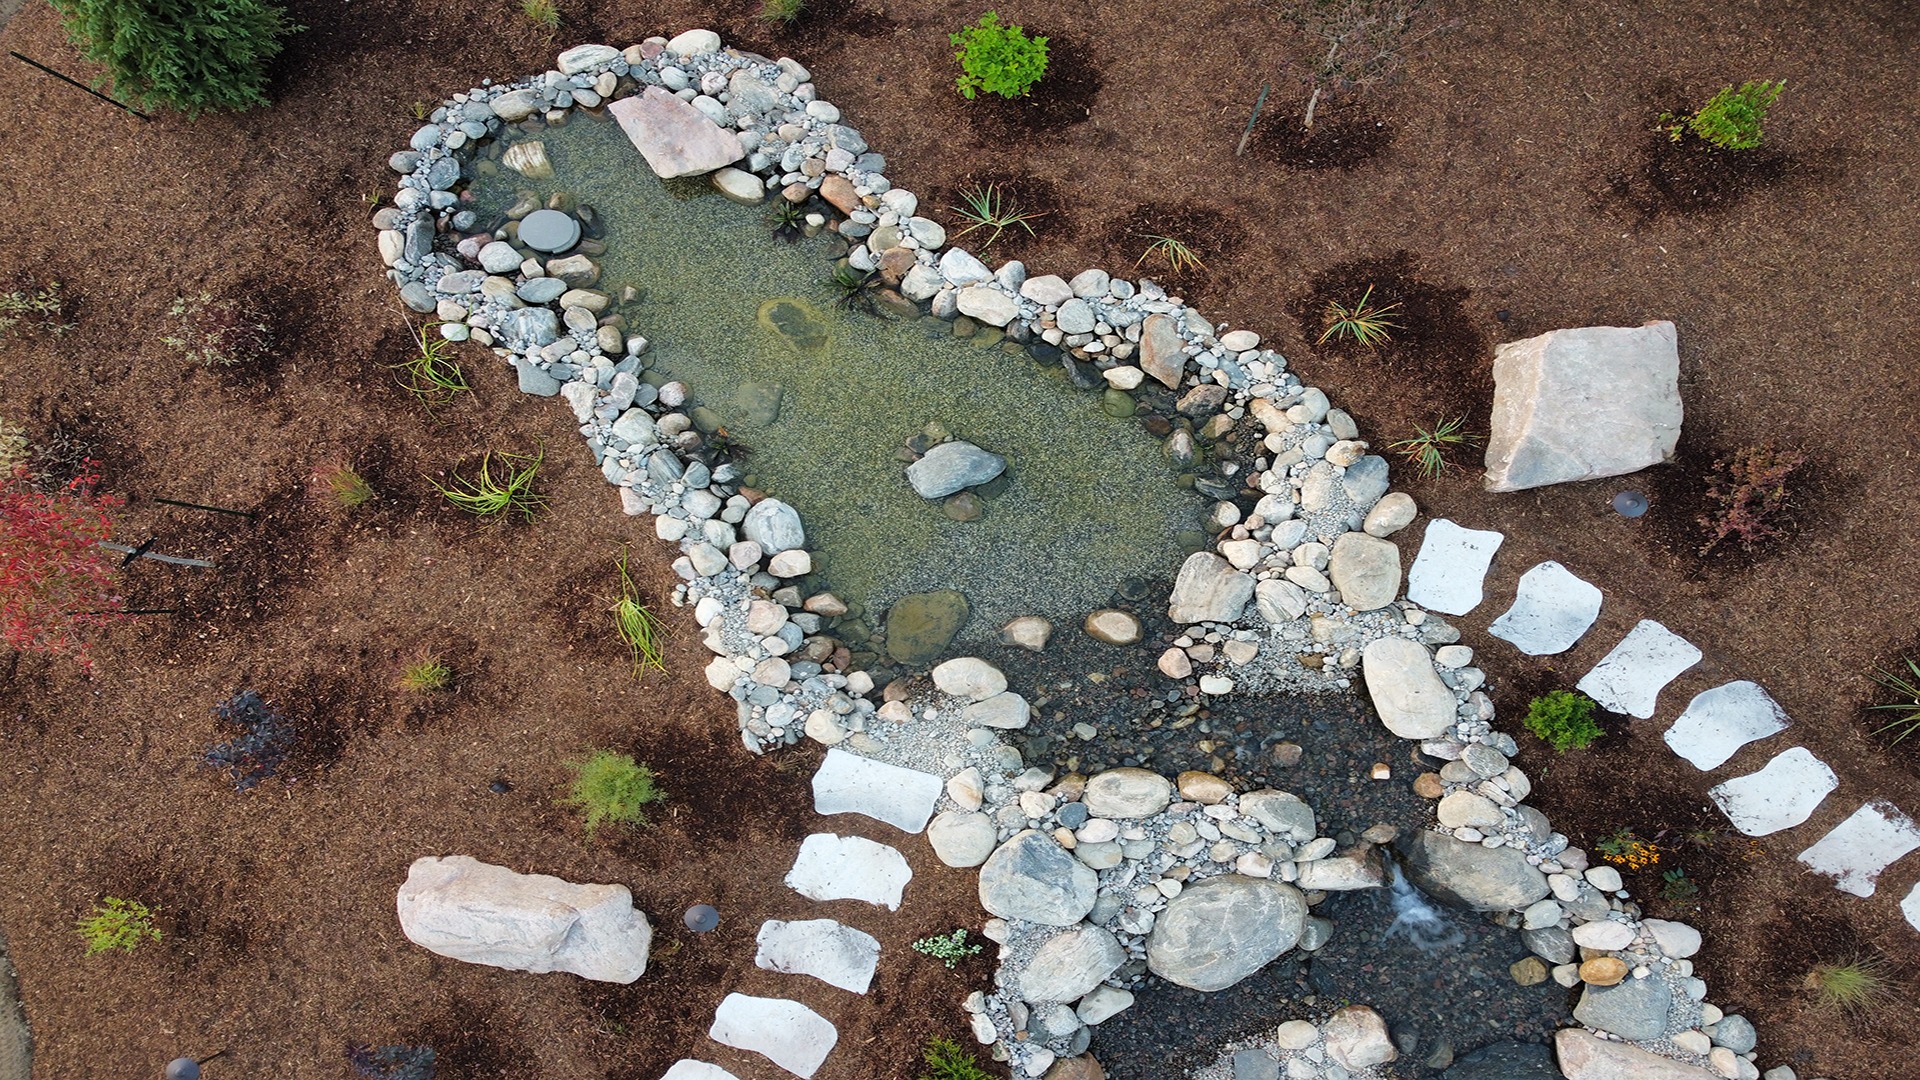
[1484,321,1681,492]
[608,87,745,178]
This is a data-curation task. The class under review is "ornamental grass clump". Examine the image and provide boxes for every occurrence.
[562,750,665,836]
[951,12,1049,100]
[1522,689,1603,752]
[612,548,666,675]
[433,448,546,521]
[1389,416,1479,480]
[1803,955,1894,1016]
[50,0,304,117]
[76,897,160,957]
[1867,657,1920,745]
[1318,284,1401,349]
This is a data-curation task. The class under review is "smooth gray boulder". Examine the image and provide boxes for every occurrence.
[1082,768,1173,819]
[1400,830,1548,912]
[979,830,1098,926]
[1145,875,1306,991]
[1238,790,1316,842]
[1328,532,1401,611]
[1167,552,1254,624]
[1019,925,1127,1003]
[396,855,652,983]
[1361,637,1456,739]
[1572,976,1675,1042]
[927,810,997,867]
[1484,321,1682,492]
[907,441,1006,498]
[608,87,745,178]
[743,498,805,553]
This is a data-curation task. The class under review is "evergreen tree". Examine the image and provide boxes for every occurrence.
[51,0,303,117]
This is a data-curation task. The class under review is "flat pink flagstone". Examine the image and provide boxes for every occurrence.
[608,87,744,178]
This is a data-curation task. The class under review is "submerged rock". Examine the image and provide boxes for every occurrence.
[1146,875,1306,991]
[906,440,1006,499]
[885,589,969,665]
[1400,830,1549,912]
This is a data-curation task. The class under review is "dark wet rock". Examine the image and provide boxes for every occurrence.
[884,589,970,665]
[1443,1040,1557,1080]
[1399,830,1548,912]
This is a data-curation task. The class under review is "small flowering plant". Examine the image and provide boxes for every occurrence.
[1596,828,1661,871]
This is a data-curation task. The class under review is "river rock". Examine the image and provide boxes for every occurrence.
[1400,830,1548,911]
[907,441,1006,498]
[1554,1030,1717,1080]
[1442,1041,1558,1080]
[1084,609,1142,645]
[979,830,1099,926]
[741,499,804,553]
[1239,790,1316,842]
[1003,615,1054,651]
[1484,321,1682,492]
[1020,926,1126,1003]
[957,285,1019,326]
[1139,314,1187,389]
[1145,875,1306,991]
[933,657,1007,700]
[964,692,1031,729]
[1573,973,1672,1041]
[1328,532,1402,611]
[1363,492,1417,537]
[396,855,652,983]
[885,589,969,664]
[712,167,765,204]
[608,87,746,178]
[1168,552,1254,623]
[1083,768,1173,819]
[928,810,998,867]
[1321,1005,1398,1069]
[1043,1056,1106,1080]
[1361,637,1456,739]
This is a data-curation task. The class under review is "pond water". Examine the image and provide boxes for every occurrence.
[470,113,1204,653]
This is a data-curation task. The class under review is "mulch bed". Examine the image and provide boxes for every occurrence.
[3,0,1919,1077]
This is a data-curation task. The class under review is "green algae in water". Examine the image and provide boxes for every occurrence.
[473,114,1204,643]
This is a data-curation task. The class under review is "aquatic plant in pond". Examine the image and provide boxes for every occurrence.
[471,113,1202,641]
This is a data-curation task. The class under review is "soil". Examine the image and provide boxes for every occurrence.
[4,0,1920,1078]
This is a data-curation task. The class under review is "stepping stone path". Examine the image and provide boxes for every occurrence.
[1487,560,1602,655]
[661,1063,740,1080]
[709,993,839,1078]
[1795,800,1920,897]
[810,747,943,833]
[1575,620,1701,719]
[785,833,912,909]
[754,918,881,994]
[1707,747,1839,836]
[1404,519,1504,615]
[1663,681,1792,771]
[1904,881,1920,933]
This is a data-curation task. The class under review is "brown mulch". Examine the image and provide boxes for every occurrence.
[3,0,1920,1078]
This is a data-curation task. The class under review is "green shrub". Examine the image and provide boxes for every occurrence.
[761,0,806,24]
[1661,79,1785,150]
[50,0,304,117]
[1522,690,1602,752]
[76,897,160,956]
[919,1037,994,1080]
[951,12,1048,100]
[562,750,664,836]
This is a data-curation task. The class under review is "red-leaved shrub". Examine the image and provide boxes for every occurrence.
[1698,443,1806,555]
[1,465,125,671]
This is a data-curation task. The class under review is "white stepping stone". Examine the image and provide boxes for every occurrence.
[785,833,911,910]
[811,748,943,833]
[709,993,839,1079]
[1575,620,1701,718]
[1664,681,1792,771]
[661,1062,740,1080]
[1902,880,1920,933]
[1487,561,1603,655]
[754,918,881,994]
[1708,747,1838,836]
[1796,800,1920,897]
[1405,519,1505,615]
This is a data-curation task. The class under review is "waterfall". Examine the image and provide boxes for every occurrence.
[1382,860,1466,952]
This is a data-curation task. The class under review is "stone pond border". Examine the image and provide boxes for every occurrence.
[377,30,1786,1080]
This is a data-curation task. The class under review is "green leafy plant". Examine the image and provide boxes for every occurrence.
[50,0,304,117]
[911,928,984,969]
[827,263,880,314]
[1868,658,1920,745]
[761,0,806,24]
[520,0,561,32]
[918,1036,995,1080]
[1522,689,1603,752]
[562,750,665,836]
[1659,868,1699,903]
[1660,79,1785,150]
[612,548,666,674]
[1317,284,1401,348]
[76,897,160,957]
[950,184,1044,250]
[326,466,376,509]
[399,656,452,693]
[392,322,472,409]
[1136,234,1207,275]
[951,11,1049,101]
[1388,416,1479,480]
[771,199,807,240]
[163,293,274,369]
[1698,443,1804,555]
[433,449,547,521]
[1804,955,1894,1016]
[0,281,74,338]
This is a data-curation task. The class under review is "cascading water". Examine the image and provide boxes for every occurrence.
[1381,860,1466,952]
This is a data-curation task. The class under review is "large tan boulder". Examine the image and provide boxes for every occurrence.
[396,856,651,983]
[1484,321,1681,492]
